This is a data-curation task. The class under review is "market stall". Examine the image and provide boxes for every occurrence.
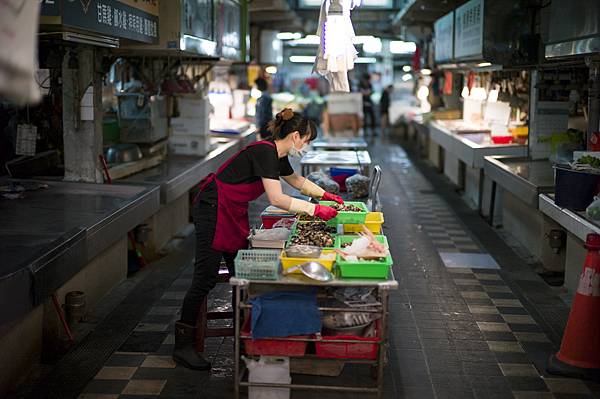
[429,120,528,213]
[482,156,564,274]
[539,193,600,294]
[230,201,397,398]
[480,0,596,284]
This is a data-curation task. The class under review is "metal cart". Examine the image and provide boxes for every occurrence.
[230,271,398,398]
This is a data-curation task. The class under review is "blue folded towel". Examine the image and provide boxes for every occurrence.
[250,289,321,339]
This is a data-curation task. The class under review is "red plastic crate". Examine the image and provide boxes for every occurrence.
[315,322,379,360]
[241,317,308,357]
[491,135,512,144]
[261,214,296,229]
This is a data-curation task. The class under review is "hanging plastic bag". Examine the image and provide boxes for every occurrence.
[307,170,340,194]
[272,218,296,229]
[0,1,41,105]
[586,196,600,220]
[346,174,370,199]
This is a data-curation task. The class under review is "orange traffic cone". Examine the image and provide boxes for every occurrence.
[548,233,600,380]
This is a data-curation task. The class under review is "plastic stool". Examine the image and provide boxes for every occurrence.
[195,262,234,352]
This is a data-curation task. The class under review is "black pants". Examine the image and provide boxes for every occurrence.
[180,198,237,326]
[363,104,376,133]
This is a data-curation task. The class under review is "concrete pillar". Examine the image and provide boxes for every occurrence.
[144,194,190,259]
[62,47,103,183]
[0,307,43,395]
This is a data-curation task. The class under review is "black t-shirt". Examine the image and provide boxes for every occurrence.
[198,141,294,203]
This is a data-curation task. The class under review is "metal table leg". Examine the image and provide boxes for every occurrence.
[234,285,241,399]
[478,169,485,216]
[488,180,497,226]
[376,289,389,398]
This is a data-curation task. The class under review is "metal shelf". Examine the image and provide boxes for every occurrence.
[232,274,397,398]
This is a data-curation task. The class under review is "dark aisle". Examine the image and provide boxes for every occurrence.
[14,139,600,399]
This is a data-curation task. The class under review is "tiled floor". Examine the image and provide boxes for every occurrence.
[18,139,600,399]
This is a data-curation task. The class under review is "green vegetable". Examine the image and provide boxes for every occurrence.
[538,129,585,153]
[578,156,600,169]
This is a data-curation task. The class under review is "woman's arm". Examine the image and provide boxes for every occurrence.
[282,173,324,198]
[281,172,306,190]
[262,177,338,220]
[262,178,314,215]
[262,177,293,210]
[281,173,343,204]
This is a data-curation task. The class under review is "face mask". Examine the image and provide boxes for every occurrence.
[289,136,308,158]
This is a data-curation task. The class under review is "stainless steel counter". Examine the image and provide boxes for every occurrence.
[120,127,256,204]
[300,150,372,176]
[484,156,555,208]
[429,121,527,168]
[0,180,160,325]
[539,194,600,242]
[311,137,368,150]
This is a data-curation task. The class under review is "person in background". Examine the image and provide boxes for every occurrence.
[254,77,273,139]
[380,85,394,136]
[359,73,376,136]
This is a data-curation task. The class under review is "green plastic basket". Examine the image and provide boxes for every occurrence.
[287,221,337,249]
[334,235,392,279]
[234,250,281,280]
[319,201,369,225]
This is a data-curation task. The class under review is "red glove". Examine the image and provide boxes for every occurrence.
[321,192,344,204]
[314,205,338,221]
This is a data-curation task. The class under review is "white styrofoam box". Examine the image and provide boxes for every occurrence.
[484,101,511,126]
[327,92,363,116]
[170,117,208,136]
[463,98,483,124]
[169,134,211,157]
[177,95,210,118]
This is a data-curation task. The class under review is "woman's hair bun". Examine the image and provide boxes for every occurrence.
[267,108,317,142]
[277,108,294,121]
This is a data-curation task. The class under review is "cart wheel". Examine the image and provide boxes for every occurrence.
[370,365,378,379]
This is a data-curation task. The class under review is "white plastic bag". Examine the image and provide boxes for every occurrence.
[0,1,41,105]
[252,228,290,241]
[307,170,340,194]
[272,218,296,229]
[586,196,600,220]
[244,356,291,399]
[346,174,370,199]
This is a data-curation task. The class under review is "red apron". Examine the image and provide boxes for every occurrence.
[195,140,276,253]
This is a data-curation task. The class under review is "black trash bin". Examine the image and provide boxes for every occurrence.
[554,165,600,211]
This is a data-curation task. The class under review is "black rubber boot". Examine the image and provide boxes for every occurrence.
[172,321,211,370]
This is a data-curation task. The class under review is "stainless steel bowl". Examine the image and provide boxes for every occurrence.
[325,322,372,336]
[285,245,322,258]
[105,143,143,164]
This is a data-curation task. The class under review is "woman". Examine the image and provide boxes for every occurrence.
[173,109,342,370]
